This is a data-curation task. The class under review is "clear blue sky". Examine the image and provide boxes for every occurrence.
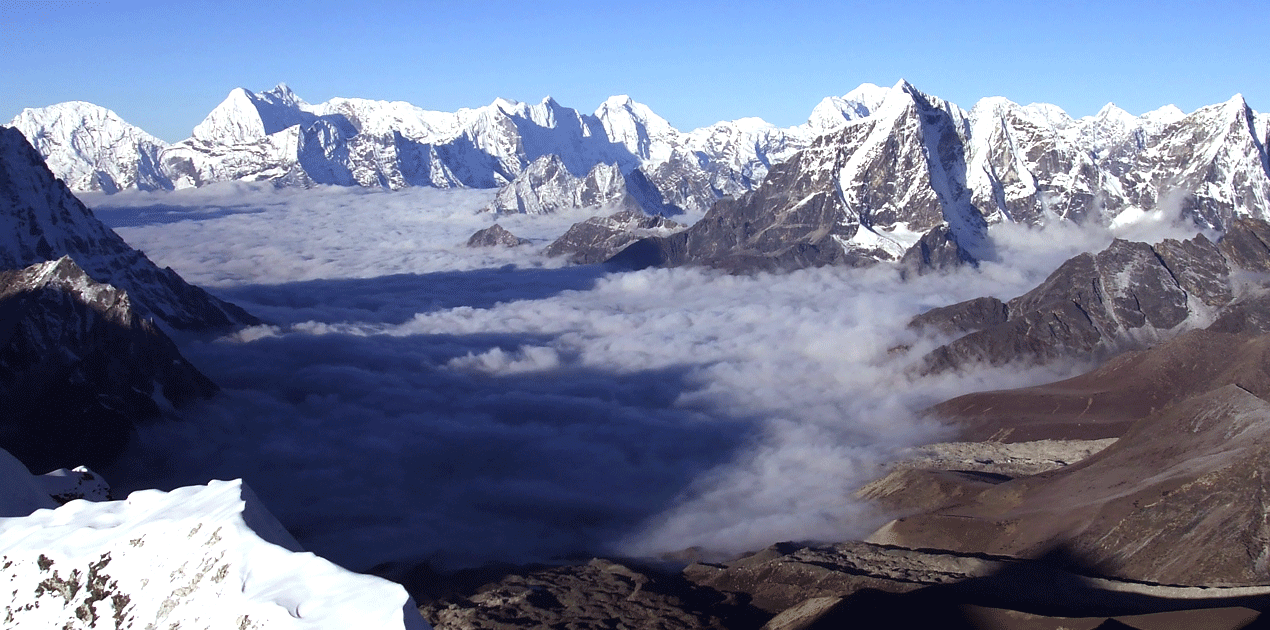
[3,0,1266,142]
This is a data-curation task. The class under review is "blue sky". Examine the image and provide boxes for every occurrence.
[3,0,1266,142]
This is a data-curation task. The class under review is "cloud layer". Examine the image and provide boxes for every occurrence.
[88,185,1144,571]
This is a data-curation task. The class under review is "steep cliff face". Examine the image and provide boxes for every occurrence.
[0,126,256,330]
[0,257,218,472]
[608,82,990,272]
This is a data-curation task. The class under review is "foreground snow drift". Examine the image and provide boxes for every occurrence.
[0,474,428,629]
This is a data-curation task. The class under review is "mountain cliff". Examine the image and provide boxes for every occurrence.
[0,126,257,329]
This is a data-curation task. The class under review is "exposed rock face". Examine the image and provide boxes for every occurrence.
[0,257,218,472]
[545,209,684,265]
[0,126,256,329]
[420,558,737,630]
[899,224,978,275]
[913,225,1265,372]
[466,224,528,248]
[0,474,429,630]
[608,82,988,273]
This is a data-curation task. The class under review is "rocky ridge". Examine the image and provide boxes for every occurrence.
[913,217,1270,373]
[0,126,256,330]
[0,257,218,472]
[545,209,685,265]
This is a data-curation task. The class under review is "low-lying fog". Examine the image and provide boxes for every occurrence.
[83,184,1191,573]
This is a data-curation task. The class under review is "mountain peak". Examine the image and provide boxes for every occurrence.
[600,95,636,110]
[261,82,304,107]
[1095,102,1133,121]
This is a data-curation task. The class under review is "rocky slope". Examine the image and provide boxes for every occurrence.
[913,218,1270,372]
[545,209,685,265]
[0,126,256,329]
[873,325,1270,586]
[0,257,218,472]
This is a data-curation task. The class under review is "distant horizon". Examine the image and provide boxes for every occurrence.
[3,0,1267,143]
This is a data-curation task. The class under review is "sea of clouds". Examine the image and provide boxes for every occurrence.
[82,184,1208,574]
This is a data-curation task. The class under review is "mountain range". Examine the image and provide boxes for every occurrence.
[11,81,1268,272]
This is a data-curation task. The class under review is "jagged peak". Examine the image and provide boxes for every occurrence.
[259,82,307,108]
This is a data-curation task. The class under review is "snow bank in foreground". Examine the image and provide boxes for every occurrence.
[0,474,428,629]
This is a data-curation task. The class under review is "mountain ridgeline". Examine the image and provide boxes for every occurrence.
[11,80,1269,273]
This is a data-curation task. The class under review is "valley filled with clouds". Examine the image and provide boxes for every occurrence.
[85,185,1194,573]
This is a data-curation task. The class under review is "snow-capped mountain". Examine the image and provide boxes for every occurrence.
[609,81,990,272]
[962,92,1268,229]
[486,156,640,215]
[11,81,1268,258]
[611,79,1270,271]
[12,85,824,214]
[8,102,171,192]
[0,126,257,329]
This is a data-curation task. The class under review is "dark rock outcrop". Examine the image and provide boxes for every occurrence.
[466,224,528,248]
[420,558,747,630]
[0,257,217,472]
[899,224,979,276]
[0,125,257,330]
[913,228,1255,372]
[545,209,684,265]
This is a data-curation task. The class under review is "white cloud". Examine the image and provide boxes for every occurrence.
[87,187,1167,570]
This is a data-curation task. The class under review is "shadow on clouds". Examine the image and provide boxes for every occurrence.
[215,264,610,326]
[110,304,756,572]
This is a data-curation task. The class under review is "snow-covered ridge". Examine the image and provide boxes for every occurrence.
[0,450,428,629]
[6,83,890,213]
[9,82,1267,232]
[7,101,170,192]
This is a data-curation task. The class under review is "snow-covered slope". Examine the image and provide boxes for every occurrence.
[486,155,639,215]
[963,92,1270,229]
[0,471,428,629]
[13,85,824,214]
[0,125,257,329]
[8,102,170,193]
